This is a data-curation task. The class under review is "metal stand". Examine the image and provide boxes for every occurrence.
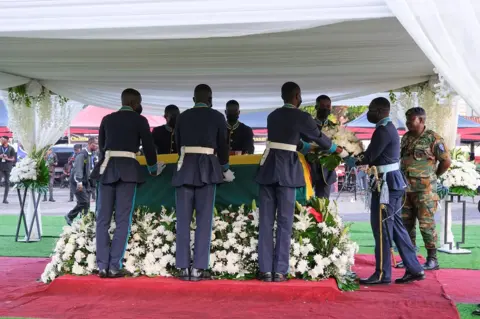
[15,187,42,243]
[438,194,471,254]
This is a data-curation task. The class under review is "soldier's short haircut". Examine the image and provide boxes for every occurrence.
[316,95,331,103]
[226,100,240,108]
[121,88,141,100]
[371,97,390,112]
[74,144,82,150]
[281,82,300,102]
[165,104,179,114]
[405,107,427,118]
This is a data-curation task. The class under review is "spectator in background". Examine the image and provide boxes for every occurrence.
[0,136,16,204]
[44,147,58,202]
[67,144,83,202]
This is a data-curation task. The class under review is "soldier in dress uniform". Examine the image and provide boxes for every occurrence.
[152,104,180,154]
[255,82,349,282]
[224,100,254,155]
[353,97,425,285]
[396,107,451,270]
[91,88,162,278]
[64,138,98,225]
[306,95,338,199]
[173,84,234,281]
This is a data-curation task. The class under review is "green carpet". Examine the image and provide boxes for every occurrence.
[457,304,479,319]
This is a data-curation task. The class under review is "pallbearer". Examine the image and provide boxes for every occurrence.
[255,82,349,282]
[172,84,235,281]
[353,97,425,285]
[224,100,254,155]
[91,88,163,278]
[152,104,180,154]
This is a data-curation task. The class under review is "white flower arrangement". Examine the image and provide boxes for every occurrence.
[306,125,364,171]
[41,199,359,291]
[439,159,480,197]
[322,126,364,156]
[9,150,50,191]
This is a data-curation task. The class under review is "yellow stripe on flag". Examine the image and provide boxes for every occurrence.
[137,153,313,200]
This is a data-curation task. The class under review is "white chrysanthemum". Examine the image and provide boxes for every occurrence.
[72,263,85,275]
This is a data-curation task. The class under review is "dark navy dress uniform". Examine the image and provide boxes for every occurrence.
[172,103,230,270]
[302,119,338,199]
[359,117,423,281]
[152,124,177,154]
[255,104,335,275]
[227,121,254,155]
[91,106,157,272]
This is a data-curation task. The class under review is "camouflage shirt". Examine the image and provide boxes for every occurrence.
[400,128,450,195]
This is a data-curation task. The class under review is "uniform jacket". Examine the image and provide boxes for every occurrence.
[172,104,230,187]
[255,105,333,188]
[227,121,254,154]
[401,128,450,196]
[45,152,58,174]
[358,118,406,191]
[152,124,177,154]
[73,149,93,186]
[91,106,157,184]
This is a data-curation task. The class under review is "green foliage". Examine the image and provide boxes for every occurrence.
[300,105,316,117]
[449,186,478,198]
[451,148,470,161]
[345,105,368,122]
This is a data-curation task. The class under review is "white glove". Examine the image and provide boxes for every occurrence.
[339,149,349,158]
[154,161,166,176]
[223,169,235,182]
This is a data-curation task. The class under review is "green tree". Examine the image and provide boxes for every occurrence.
[345,105,368,122]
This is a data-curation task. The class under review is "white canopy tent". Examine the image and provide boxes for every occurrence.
[0,0,477,115]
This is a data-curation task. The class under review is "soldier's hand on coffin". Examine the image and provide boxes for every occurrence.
[154,161,166,176]
[223,169,235,182]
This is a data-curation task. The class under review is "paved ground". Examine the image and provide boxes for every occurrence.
[1,187,479,225]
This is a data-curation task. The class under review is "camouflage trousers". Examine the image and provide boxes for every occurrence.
[401,192,438,249]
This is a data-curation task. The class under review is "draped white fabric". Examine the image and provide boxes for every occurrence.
[2,86,84,239]
[0,18,431,114]
[385,0,480,114]
[0,1,392,39]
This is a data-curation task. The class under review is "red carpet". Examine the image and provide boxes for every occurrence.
[0,255,475,319]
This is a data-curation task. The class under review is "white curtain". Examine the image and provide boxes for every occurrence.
[386,0,480,114]
[3,84,84,240]
[0,1,392,39]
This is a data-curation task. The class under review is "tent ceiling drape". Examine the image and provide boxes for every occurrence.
[5,0,477,115]
[0,17,431,114]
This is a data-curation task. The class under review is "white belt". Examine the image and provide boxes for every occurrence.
[260,141,297,166]
[377,162,400,174]
[177,146,215,171]
[99,150,136,174]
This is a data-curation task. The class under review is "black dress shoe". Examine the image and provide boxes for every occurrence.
[98,269,108,278]
[49,198,56,202]
[177,268,190,281]
[395,270,425,284]
[394,261,405,269]
[257,272,273,282]
[359,274,391,285]
[473,307,480,316]
[108,269,130,278]
[64,215,73,226]
[190,268,212,281]
[273,273,288,282]
[423,258,439,270]
[2,200,8,204]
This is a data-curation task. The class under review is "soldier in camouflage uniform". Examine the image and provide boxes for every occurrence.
[399,107,451,270]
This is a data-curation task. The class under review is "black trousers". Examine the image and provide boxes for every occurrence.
[0,170,10,201]
[67,182,90,220]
